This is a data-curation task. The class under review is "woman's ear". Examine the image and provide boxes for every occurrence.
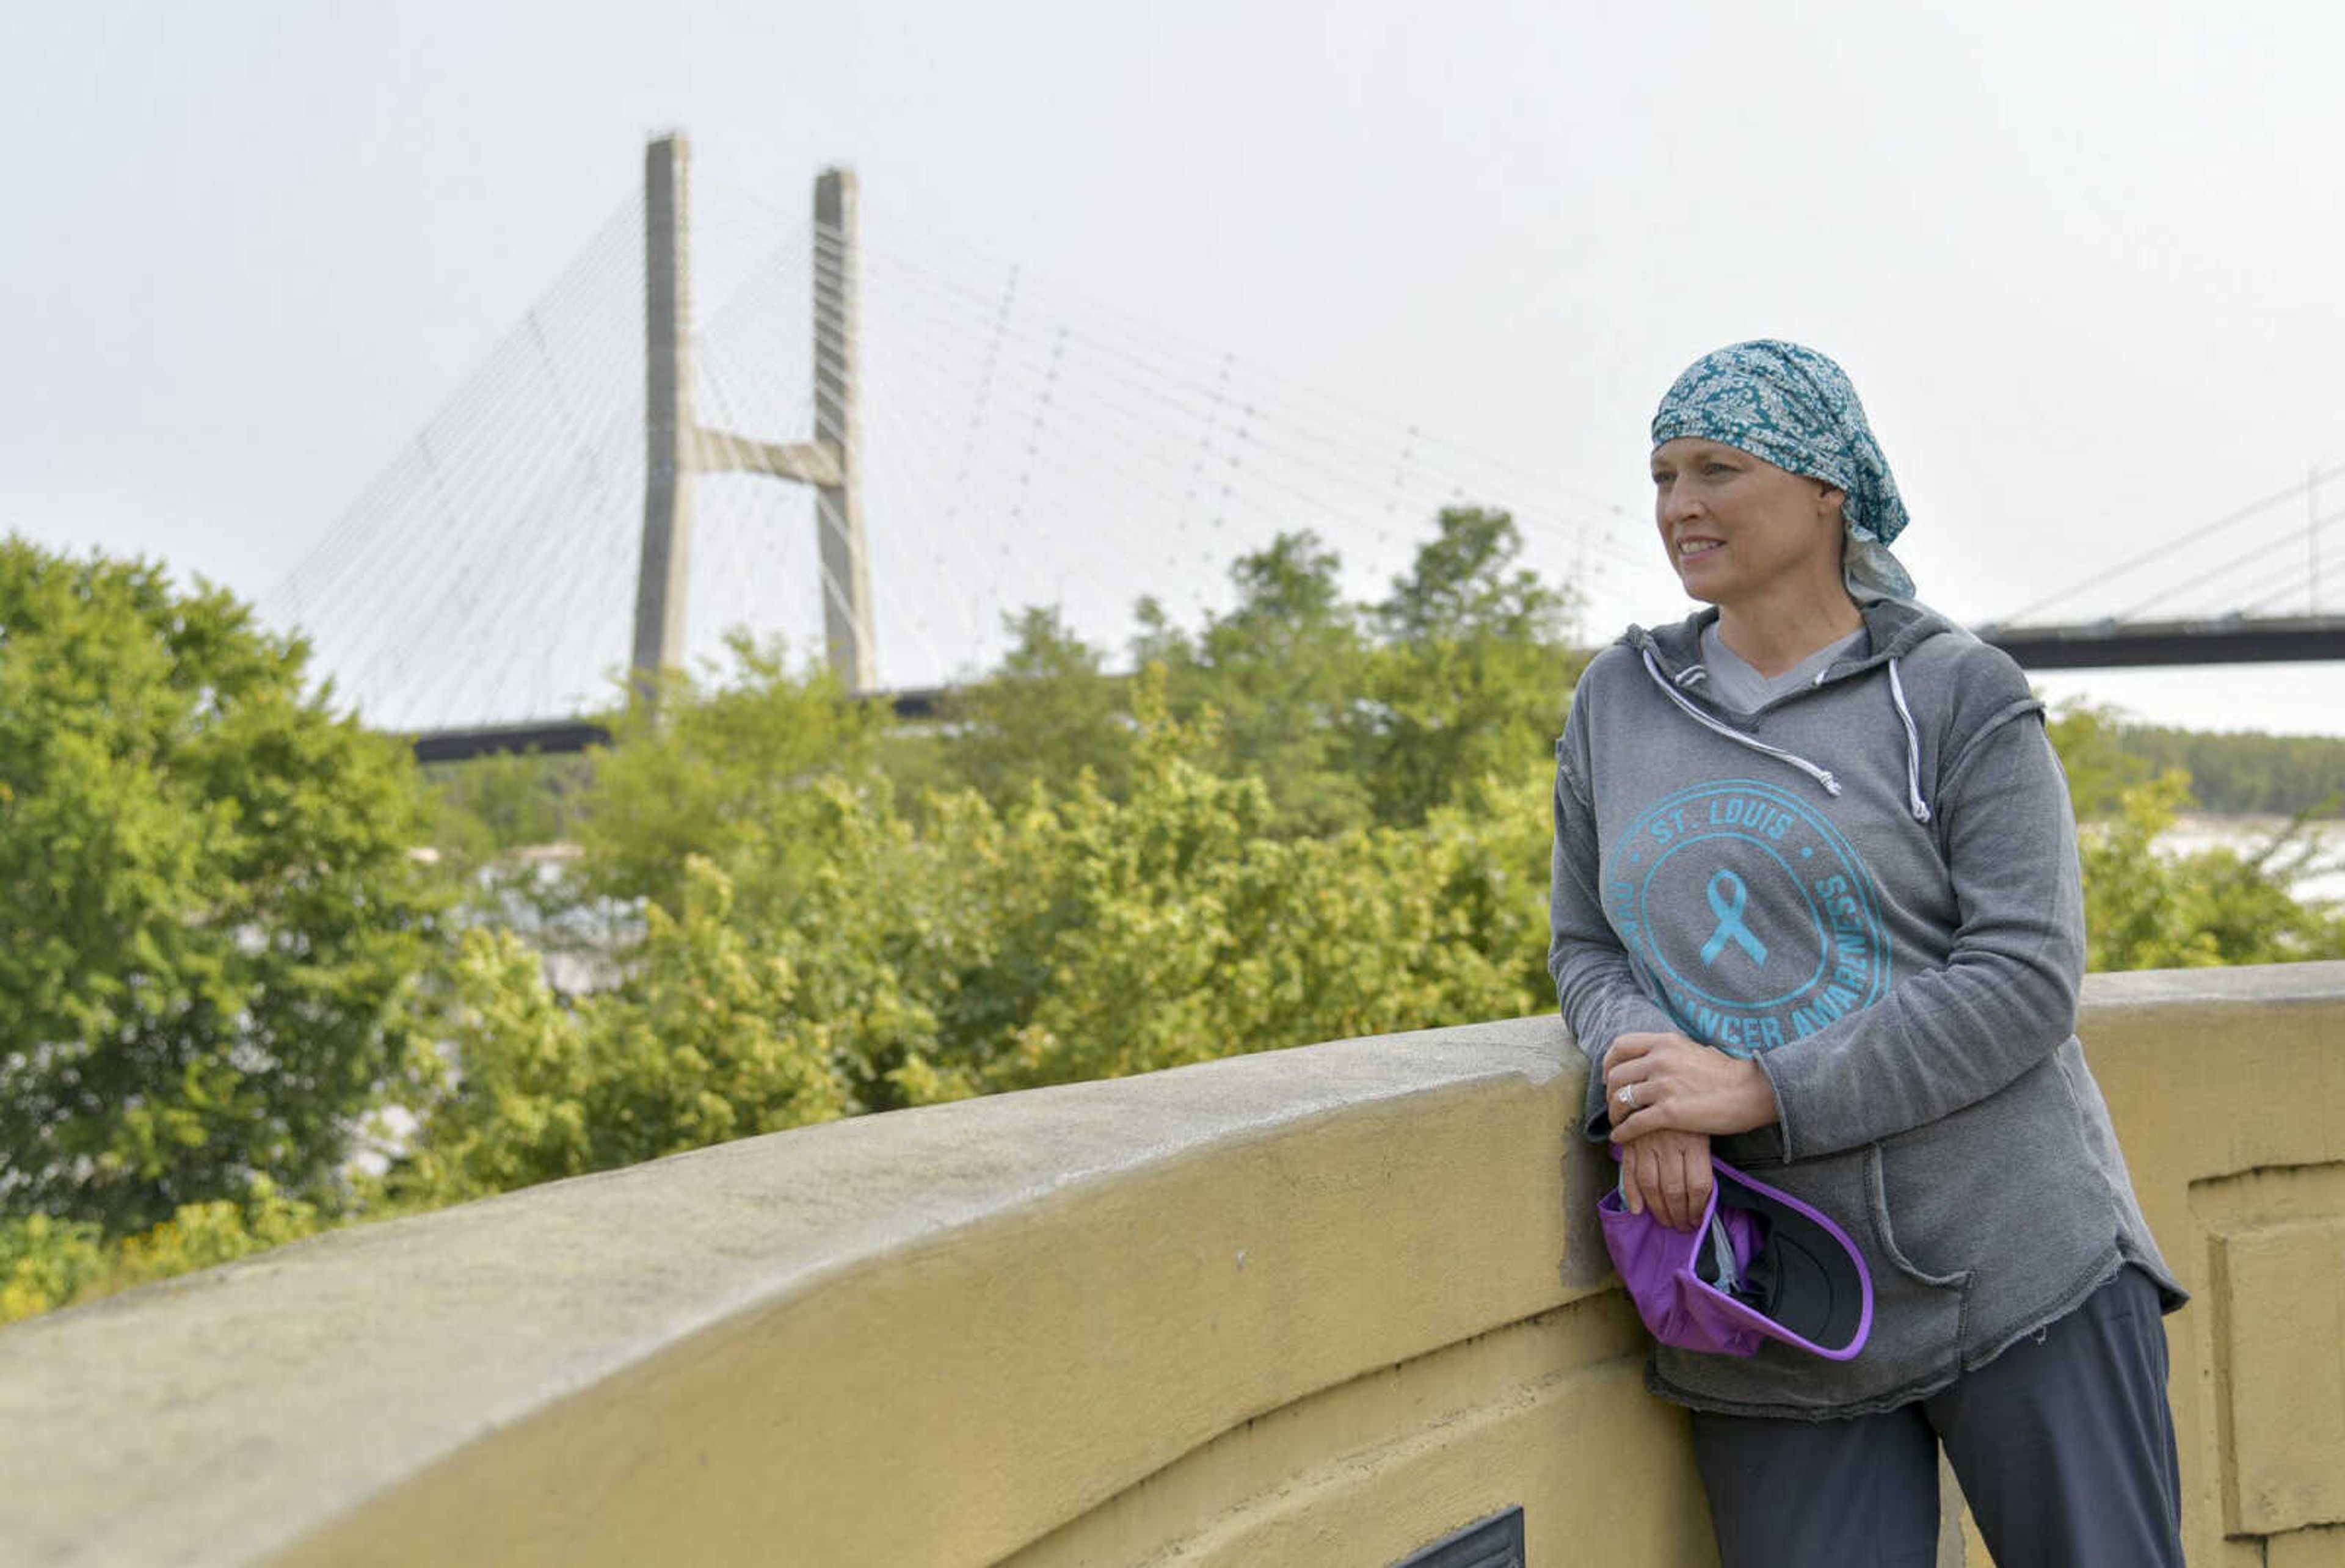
[1817,484,1850,561]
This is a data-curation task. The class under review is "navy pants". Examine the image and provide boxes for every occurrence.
[1688,1266,2183,1568]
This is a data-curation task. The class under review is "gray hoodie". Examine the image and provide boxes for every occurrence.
[1549,599,2184,1418]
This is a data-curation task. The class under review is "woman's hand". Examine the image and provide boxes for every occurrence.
[1604,1031,1779,1144]
[1616,1127,1714,1231]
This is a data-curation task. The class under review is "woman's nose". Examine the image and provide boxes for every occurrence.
[1658,478,1700,524]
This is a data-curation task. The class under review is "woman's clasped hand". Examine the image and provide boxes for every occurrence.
[1603,1030,1778,1230]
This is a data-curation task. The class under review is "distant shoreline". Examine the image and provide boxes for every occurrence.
[2165,812,2345,837]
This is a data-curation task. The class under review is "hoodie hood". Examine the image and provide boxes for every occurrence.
[1623,598,1970,683]
[1613,600,1977,826]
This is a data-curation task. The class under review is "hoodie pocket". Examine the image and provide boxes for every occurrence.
[1861,1142,1973,1370]
[1864,1143,1972,1290]
[1868,1054,2114,1331]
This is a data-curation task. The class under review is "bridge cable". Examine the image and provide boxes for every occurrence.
[1996,463,2345,626]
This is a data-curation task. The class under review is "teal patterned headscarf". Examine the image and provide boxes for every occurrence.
[1651,339,1915,601]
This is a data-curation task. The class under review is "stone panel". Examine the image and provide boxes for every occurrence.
[2190,1161,2345,1545]
[2215,1221,2345,1535]
[2268,1523,2345,1568]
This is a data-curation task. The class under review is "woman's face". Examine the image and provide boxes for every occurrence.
[1650,437,1847,609]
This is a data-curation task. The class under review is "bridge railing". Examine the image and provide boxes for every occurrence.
[5,963,2341,1567]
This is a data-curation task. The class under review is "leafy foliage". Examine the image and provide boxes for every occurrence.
[925,606,1135,810]
[423,749,591,874]
[0,539,446,1234]
[2042,701,2345,968]
[896,683,1555,1097]
[389,867,856,1203]
[1,1178,325,1325]
[0,1214,105,1324]
[1131,530,1375,835]
[569,636,894,921]
[2079,773,2345,970]
[393,669,1555,1201]
[927,509,1582,837]
[1356,507,1583,826]
[2046,699,2157,821]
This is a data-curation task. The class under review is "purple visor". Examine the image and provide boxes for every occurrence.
[1599,1155,1874,1361]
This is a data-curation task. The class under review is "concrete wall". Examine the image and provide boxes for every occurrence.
[2,964,2339,1567]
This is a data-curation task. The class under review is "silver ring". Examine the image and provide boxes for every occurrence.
[1616,1083,1638,1110]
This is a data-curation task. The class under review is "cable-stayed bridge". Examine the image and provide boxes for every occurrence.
[1972,468,2345,669]
[262,136,2345,760]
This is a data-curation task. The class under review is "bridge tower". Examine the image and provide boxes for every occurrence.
[631,134,873,707]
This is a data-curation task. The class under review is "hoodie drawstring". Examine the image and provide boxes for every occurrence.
[1886,657,1933,824]
[1638,644,1933,821]
[1639,648,1843,797]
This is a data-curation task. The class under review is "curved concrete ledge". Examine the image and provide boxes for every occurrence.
[4,963,2342,1567]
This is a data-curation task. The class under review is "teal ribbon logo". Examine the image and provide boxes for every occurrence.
[1700,869,1768,968]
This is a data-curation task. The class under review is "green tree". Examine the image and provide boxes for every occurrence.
[901,678,1554,1095]
[424,748,591,869]
[391,863,856,1202]
[1140,531,1373,835]
[0,539,447,1233]
[2046,699,2344,969]
[570,634,892,920]
[929,606,1133,810]
[2080,774,2345,970]
[2045,699,2156,821]
[1358,507,1582,826]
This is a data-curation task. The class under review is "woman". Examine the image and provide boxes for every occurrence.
[1547,340,2187,1566]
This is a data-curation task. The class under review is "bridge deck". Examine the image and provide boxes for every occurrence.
[1977,612,2345,670]
[403,618,2345,761]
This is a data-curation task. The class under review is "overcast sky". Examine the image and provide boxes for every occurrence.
[7,1,2344,737]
